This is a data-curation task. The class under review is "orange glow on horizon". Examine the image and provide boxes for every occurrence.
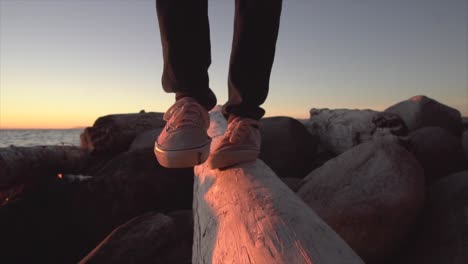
[0,118,91,130]
[0,104,96,129]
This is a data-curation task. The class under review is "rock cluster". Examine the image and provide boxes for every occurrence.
[0,95,466,264]
[393,170,468,264]
[80,211,193,264]
[298,138,425,263]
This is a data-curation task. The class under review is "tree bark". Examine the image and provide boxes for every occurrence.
[0,146,88,190]
[80,112,165,154]
[192,107,365,264]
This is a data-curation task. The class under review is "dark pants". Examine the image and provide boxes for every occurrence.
[156,0,282,120]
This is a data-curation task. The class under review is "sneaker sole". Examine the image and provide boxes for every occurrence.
[206,149,260,169]
[154,142,211,168]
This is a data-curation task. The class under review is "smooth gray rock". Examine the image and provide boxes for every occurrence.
[260,116,318,178]
[463,130,468,160]
[385,95,462,137]
[302,108,406,155]
[298,139,424,263]
[71,149,194,256]
[408,127,467,184]
[80,112,165,154]
[394,171,468,264]
[279,177,302,192]
[462,117,468,131]
[80,210,193,264]
[129,128,163,151]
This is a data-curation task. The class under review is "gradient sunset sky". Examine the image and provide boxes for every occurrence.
[1,0,467,129]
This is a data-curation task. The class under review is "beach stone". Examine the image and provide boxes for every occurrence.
[80,210,193,264]
[463,130,468,160]
[279,177,302,192]
[259,116,318,178]
[129,128,163,151]
[298,138,425,263]
[462,117,468,131]
[71,148,194,257]
[408,127,467,184]
[80,112,165,154]
[385,95,462,137]
[302,108,406,155]
[394,170,468,264]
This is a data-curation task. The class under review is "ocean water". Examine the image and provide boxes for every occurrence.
[0,129,83,148]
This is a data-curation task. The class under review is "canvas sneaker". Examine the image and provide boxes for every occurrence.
[206,116,261,169]
[154,97,211,168]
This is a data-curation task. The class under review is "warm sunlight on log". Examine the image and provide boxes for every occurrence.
[193,107,364,264]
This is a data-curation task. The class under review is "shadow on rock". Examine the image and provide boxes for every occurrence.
[71,148,194,261]
[80,210,193,264]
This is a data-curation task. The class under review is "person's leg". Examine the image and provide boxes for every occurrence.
[156,0,216,110]
[155,0,214,168]
[223,0,283,120]
[207,0,283,169]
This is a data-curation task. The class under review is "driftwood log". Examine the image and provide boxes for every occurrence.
[80,112,165,154]
[0,146,87,191]
[192,107,364,264]
[0,146,88,206]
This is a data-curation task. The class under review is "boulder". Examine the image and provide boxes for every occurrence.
[259,116,318,178]
[385,95,462,137]
[279,177,302,192]
[407,127,467,184]
[394,171,468,264]
[297,138,425,263]
[80,210,193,264]
[463,130,468,160]
[70,148,194,258]
[302,108,406,155]
[0,148,193,263]
[80,112,165,154]
[462,117,468,131]
[129,128,163,151]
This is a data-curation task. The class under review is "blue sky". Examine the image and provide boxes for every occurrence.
[1,0,467,128]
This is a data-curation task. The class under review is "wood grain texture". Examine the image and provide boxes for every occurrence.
[80,112,165,154]
[0,146,87,189]
[192,107,365,264]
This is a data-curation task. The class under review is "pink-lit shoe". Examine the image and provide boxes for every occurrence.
[206,117,261,169]
[154,97,211,168]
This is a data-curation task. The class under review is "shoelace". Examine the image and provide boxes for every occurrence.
[226,118,259,144]
[166,102,207,131]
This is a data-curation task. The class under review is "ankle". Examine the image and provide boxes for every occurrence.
[227,116,261,130]
[175,93,191,102]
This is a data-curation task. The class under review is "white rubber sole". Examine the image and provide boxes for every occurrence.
[206,149,259,169]
[155,142,211,168]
